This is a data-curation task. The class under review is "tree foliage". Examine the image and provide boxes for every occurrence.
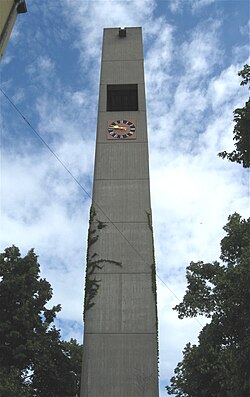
[166,213,250,397]
[218,64,250,168]
[0,246,82,396]
[238,64,250,87]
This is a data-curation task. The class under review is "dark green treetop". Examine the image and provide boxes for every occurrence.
[0,245,82,397]
[166,213,250,397]
[238,64,250,87]
[218,64,250,168]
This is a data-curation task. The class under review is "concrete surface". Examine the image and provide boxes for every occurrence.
[81,27,159,397]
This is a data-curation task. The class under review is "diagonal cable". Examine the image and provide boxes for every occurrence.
[0,87,203,327]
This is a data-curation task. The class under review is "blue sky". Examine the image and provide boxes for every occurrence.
[1,0,249,395]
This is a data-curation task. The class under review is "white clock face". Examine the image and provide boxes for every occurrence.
[107,120,136,139]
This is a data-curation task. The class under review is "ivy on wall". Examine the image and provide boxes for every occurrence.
[84,206,159,371]
[83,206,122,319]
[146,210,159,370]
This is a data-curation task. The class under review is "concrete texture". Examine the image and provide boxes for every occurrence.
[81,27,159,397]
[94,142,149,180]
[88,222,154,274]
[92,179,151,222]
[84,273,156,333]
[101,61,144,84]
[102,28,143,61]
[82,334,158,397]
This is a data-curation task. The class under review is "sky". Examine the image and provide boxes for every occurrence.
[0,0,249,395]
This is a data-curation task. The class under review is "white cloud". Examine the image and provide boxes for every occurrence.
[145,20,174,103]
[1,148,90,330]
[63,0,156,63]
[26,55,56,89]
[169,0,184,13]
[207,64,243,109]
[191,0,215,12]
[158,281,206,379]
[181,19,222,78]
[1,54,14,65]
[72,91,88,106]
[27,55,55,75]
[232,46,250,64]
[240,20,250,36]
[169,0,215,14]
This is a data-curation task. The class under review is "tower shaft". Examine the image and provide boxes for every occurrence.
[81,27,159,397]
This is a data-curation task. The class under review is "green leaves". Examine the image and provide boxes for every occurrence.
[0,246,83,396]
[218,65,250,168]
[0,246,57,370]
[174,260,222,318]
[238,64,250,87]
[220,212,250,265]
[167,214,250,396]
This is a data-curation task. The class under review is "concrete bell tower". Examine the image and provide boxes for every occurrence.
[81,27,159,397]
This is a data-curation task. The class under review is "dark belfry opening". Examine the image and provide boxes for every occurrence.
[107,84,138,111]
[119,27,126,37]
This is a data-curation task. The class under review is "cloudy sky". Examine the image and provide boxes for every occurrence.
[1,0,249,395]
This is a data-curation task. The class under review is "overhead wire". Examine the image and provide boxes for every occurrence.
[0,87,203,327]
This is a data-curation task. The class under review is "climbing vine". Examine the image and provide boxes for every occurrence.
[146,210,159,371]
[83,206,122,319]
[146,210,153,231]
[84,276,101,314]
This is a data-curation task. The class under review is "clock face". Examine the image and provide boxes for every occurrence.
[107,120,136,140]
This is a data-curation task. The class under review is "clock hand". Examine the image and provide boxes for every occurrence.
[112,125,127,131]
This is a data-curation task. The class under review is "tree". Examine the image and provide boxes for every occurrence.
[166,213,250,397]
[218,64,250,168]
[0,245,82,396]
[31,329,81,397]
[62,338,83,395]
[0,367,32,397]
[238,64,250,87]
